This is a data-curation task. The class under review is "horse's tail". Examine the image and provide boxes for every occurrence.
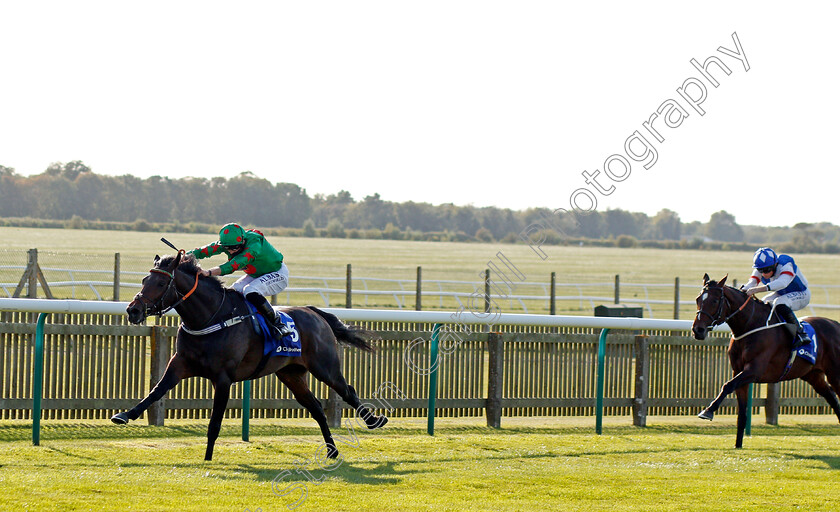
[306,306,376,352]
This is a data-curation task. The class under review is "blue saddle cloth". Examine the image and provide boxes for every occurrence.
[245,302,302,357]
[797,321,818,365]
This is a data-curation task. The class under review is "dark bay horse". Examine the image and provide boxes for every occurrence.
[113,252,387,461]
[692,273,840,447]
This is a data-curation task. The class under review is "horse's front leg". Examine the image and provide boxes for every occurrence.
[205,376,232,461]
[734,384,750,448]
[698,369,754,421]
[111,354,189,424]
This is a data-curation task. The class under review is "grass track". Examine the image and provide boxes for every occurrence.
[2,416,840,511]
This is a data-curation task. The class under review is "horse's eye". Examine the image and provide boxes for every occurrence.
[157,281,166,288]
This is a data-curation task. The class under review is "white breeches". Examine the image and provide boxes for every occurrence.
[764,289,810,312]
[232,262,289,297]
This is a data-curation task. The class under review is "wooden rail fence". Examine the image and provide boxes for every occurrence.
[0,313,832,425]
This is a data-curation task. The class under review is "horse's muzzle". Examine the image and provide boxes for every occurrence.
[126,300,147,325]
[692,323,708,340]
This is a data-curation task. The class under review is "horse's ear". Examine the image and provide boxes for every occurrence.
[154,255,160,264]
[173,251,183,268]
[719,274,728,287]
[703,273,710,285]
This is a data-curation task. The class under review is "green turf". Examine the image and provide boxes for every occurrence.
[2,416,839,511]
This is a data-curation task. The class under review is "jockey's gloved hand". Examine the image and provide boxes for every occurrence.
[745,285,768,297]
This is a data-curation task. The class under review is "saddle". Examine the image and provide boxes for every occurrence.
[244,303,302,380]
[244,302,301,357]
[777,321,818,381]
[770,308,809,349]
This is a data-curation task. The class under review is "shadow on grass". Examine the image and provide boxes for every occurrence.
[765,448,840,470]
[327,460,423,485]
[788,454,840,470]
[227,461,416,486]
[642,422,840,438]
[42,446,101,461]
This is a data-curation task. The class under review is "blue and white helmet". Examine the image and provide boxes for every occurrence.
[752,247,778,269]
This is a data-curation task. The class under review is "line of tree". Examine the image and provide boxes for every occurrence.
[2,162,840,253]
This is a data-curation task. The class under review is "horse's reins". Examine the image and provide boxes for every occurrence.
[133,250,201,317]
[725,293,756,335]
[699,285,807,381]
[135,254,257,337]
[696,286,752,328]
[153,268,201,316]
[697,285,785,338]
[730,304,787,341]
[699,286,791,341]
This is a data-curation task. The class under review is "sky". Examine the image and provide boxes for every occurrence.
[1,2,838,228]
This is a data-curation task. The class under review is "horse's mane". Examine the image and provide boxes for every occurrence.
[705,279,746,296]
[704,279,769,313]
[726,284,756,304]
[157,254,226,293]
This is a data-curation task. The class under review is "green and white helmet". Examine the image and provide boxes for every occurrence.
[219,223,246,247]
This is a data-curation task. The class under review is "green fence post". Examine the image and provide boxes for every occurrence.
[242,380,251,442]
[745,383,753,436]
[427,323,442,436]
[596,328,610,435]
[33,312,48,446]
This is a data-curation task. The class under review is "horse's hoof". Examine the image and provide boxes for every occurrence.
[111,412,130,424]
[698,409,714,421]
[326,444,339,459]
[367,416,388,430]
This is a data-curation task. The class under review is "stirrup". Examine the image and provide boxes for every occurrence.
[275,322,293,338]
[792,331,809,350]
[260,316,284,338]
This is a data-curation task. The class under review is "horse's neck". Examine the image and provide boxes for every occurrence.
[724,287,769,334]
[175,273,226,328]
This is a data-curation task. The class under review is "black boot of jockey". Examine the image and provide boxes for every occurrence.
[246,292,293,338]
[776,304,809,350]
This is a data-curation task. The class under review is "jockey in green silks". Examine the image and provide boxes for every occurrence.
[189,223,292,337]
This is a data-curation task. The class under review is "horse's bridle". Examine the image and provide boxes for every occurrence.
[695,286,753,328]
[133,266,200,318]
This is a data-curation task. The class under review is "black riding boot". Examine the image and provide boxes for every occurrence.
[246,293,293,338]
[776,304,809,349]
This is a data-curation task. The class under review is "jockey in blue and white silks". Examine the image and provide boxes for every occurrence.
[742,247,811,348]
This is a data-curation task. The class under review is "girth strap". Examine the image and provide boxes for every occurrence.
[247,352,273,381]
[180,313,254,336]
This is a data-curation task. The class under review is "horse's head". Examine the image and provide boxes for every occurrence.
[692,273,731,340]
[126,252,184,324]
